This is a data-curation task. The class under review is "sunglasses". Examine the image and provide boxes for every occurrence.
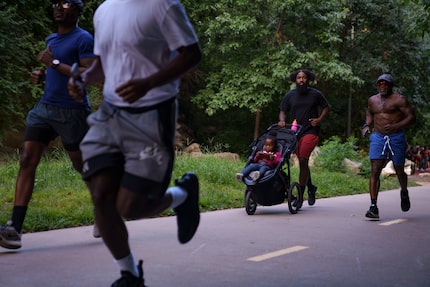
[377,80,390,86]
[52,2,73,9]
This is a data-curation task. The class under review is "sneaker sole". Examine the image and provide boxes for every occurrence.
[0,239,22,249]
[401,203,410,212]
[175,172,200,244]
[365,212,380,220]
[307,186,317,206]
[401,194,410,212]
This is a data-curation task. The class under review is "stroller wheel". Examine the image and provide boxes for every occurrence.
[288,182,301,214]
[245,190,257,215]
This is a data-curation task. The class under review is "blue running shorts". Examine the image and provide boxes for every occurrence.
[369,131,407,166]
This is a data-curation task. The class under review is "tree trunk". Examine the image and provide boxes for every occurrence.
[253,108,261,140]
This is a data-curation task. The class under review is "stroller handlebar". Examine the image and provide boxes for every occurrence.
[267,123,303,136]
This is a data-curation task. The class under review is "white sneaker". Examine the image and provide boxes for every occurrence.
[250,171,260,181]
[235,173,243,182]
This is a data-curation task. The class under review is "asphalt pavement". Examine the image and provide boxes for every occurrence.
[1,185,429,287]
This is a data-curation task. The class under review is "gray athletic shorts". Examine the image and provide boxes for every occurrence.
[25,103,91,151]
[80,99,176,198]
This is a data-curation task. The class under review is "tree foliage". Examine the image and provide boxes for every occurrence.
[340,0,430,144]
[188,0,360,117]
[0,0,100,145]
[401,0,430,37]
[0,0,429,152]
[0,2,46,143]
[184,0,430,148]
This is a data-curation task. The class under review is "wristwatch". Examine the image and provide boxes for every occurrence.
[52,59,60,68]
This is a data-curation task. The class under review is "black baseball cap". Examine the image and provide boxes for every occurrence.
[377,73,394,84]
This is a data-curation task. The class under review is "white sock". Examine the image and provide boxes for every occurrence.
[167,186,188,209]
[114,253,139,277]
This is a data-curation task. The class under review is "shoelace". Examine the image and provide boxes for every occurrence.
[0,222,13,231]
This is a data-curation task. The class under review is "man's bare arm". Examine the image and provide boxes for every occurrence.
[396,97,416,129]
[115,43,202,103]
[362,98,374,137]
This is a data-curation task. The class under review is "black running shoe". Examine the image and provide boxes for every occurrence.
[292,190,304,209]
[292,198,303,209]
[365,204,379,219]
[292,195,298,207]
[307,185,317,206]
[0,221,22,249]
[111,260,146,287]
[400,189,410,212]
[174,172,200,244]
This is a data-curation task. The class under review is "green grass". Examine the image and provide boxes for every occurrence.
[0,151,409,233]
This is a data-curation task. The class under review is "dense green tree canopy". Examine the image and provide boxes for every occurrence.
[0,0,96,144]
[0,0,429,151]
[187,0,360,115]
[184,0,429,146]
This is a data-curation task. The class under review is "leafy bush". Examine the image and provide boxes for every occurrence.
[358,156,371,177]
[315,136,360,173]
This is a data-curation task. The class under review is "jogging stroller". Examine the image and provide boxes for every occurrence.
[240,124,302,215]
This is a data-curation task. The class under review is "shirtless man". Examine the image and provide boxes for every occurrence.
[362,73,416,219]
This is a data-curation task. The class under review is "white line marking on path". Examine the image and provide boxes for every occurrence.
[379,218,408,226]
[191,243,206,255]
[247,245,309,262]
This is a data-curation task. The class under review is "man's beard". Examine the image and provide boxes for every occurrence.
[378,87,391,97]
[297,84,308,95]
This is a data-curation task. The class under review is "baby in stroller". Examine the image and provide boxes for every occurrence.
[236,135,281,182]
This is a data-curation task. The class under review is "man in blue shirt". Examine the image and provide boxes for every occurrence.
[0,0,95,249]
